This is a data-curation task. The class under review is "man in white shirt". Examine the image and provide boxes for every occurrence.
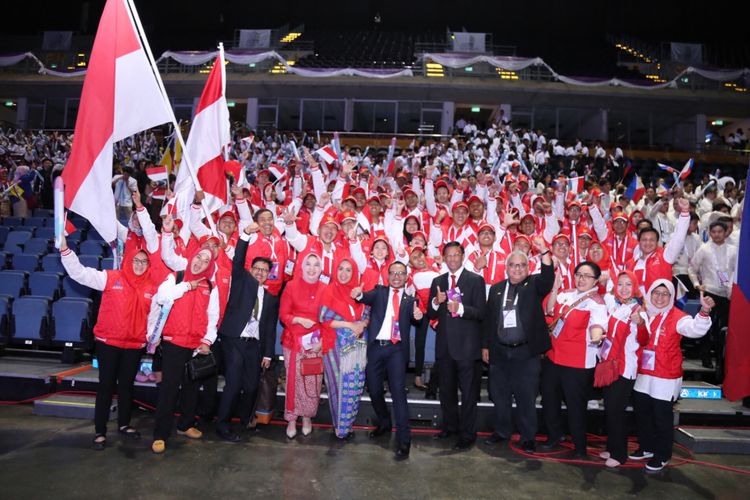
[689,220,738,369]
[112,167,138,224]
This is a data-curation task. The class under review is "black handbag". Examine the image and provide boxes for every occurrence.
[186,352,217,381]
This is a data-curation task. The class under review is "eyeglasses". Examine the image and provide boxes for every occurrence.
[651,290,671,298]
[507,263,527,270]
[574,273,596,280]
[132,258,149,265]
[389,271,407,277]
[252,267,270,274]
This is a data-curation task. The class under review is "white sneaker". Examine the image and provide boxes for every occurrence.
[628,449,654,461]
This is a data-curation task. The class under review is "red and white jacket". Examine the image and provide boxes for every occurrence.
[548,289,608,369]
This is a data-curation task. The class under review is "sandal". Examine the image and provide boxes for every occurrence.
[92,434,106,451]
[118,426,141,439]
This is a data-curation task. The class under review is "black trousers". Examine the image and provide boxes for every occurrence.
[216,336,262,431]
[366,342,410,444]
[94,341,143,436]
[153,342,201,441]
[700,293,730,362]
[413,320,429,376]
[488,346,540,443]
[633,390,674,462]
[437,357,481,441]
[602,376,635,463]
[541,358,594,453]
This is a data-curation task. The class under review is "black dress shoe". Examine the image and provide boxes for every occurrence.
[539,436,565,450]
[369,426,390,439]
[424,391,437,400]
[453,438,474,451]
[521,440,536,453]
[216,427,241,443]
[394,442,410,461]
[702,358,714,369]
[484,433,507,445]
[433,430,456,440]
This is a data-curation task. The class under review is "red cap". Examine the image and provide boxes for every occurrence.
[514,234,532,246]
[408,244,426,256]
[367,195,381,205]
[552,233,571,244]
[613,213,628,222]
[343,195,357,205]
[338,210,357,224]
[451,201,469,213]
[566,200,582,209]
[320,214,340,229]
[198,234,221,246]
[257,169,270,177]
[477,222,496,234]
[467,195,483,206]
[520,213,535,223]
[577,227,594,239]
[403,188,418,199]
[435,180,450,190]
[352,187,367,197]
[410,230,428,242]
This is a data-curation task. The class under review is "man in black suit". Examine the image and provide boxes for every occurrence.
[214,222,279,442]
[427,241,487,450]
[352,262,423,461]
[481,237,554,453]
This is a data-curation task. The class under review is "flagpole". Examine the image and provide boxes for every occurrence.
[124,0,218,236]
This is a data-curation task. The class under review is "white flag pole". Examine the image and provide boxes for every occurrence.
[124,0,218,236]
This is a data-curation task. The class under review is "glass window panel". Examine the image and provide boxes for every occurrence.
[278,99,300,130]
[373,102,396,133]
[398,101,421,133]
[45,98,66,128]
[323,100,345,130]
[65,99,80,129]
[353,101,375,132]
[421,109,442,134]
[257,106,277,130]
[302,100,323,130]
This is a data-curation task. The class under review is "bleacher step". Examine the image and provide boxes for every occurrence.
[675,427,750,454]
[33,394,115,420]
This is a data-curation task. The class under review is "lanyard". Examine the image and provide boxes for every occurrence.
[490,251,498,282]
[645,311,669,347]
[502,282,520,309]
[615,234,628,264]
[610,303,638,339]
[265,235,277,260]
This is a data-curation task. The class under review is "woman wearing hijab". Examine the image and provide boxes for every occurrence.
[542,261,608,457]
[629,279,714,472]
[318,258,371,440]
[60,235,156,450]
[279,253,325,438]
[149,247,218,454]
[599,270,645,468]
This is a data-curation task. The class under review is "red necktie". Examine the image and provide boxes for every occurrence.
[451,274,457,289]
[391,289,401,344]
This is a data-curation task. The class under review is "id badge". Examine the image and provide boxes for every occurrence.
[640,348,656,371]
[717,271,729,286]
[391,321,401,342]
[268,262,280,281]
[599,338,613,360]
[504,309,517,328]
[551,319,564,338]
[319,274,331,285]
[284,260,295,276]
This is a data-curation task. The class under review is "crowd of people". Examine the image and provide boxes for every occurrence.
[1,119,745,473]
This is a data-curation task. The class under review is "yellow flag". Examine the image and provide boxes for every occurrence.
[158,145,173,176]
[173,137,182,173]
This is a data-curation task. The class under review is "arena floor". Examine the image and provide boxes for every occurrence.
[1,405,748,499]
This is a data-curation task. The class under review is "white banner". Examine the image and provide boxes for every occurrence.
[238,29,271,49]
[452,33,486,53]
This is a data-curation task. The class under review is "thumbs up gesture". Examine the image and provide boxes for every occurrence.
[350,285,363,299]
[699,290,715,314]
[413,301,424,321]
[434,285,447,305]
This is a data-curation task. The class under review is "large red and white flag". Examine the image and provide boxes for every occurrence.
[61,0,172,242]
[172,49,231,233]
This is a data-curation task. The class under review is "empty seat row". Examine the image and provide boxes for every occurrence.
[0,296,91,347]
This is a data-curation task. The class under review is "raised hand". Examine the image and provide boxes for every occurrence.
[162,214,175,233]
[189,277,205,290]
[630,306,645,325]
[434,285,447,305]
[677,197,690,214]
[244,221,260,234]
[350,285,363,299]
[531,236,548,253]
[474,251,488,270]
[318,192,331,207]
[502,211,518,228]
[699,290,715,313]
[413,302,424,321]
[194,190,205,203]
[230,183,242,199]
[131,189,143,209]
[281,207,297,225]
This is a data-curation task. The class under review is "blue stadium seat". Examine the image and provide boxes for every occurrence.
[34,227,55,240]
[11,297,49,342]
[101,257,115,270]
[22,217,47,228]
[63,276,92,300]
[29,272,61,300]
[79,255,101,270]
[0,251,8,269]
[42,254,65,273]
[0,270,27,298]
[683,299,701,317]
[12,253,41,272]
[66,231,83,243]
[23,238,50,255]
[0,226,8,246]
[87,228,103,241]
[33,208,54,218]
[1,217,23,226]
[52,299,91,344]
[4,230,32,250]
[79,240,105,257]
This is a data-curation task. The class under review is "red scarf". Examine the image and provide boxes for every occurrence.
[120,249,153,336]
[318,257,365,321]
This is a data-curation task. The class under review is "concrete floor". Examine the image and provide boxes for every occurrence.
[1,406,749,500]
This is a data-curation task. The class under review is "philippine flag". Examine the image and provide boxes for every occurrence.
[61,0,173,242]
[657,162,676,174]
[724,165,750,401]
[678,158,694,181]
[625,174,646,203]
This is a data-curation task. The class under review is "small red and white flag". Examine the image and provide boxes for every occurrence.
[567,176,584,194]
[61,0,173,242]
[268,163,287,182]
[146,165,168,182]
[315,145,338,165]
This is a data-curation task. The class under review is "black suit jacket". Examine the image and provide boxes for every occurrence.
[357,285,421,361]
[427,269,487,361]
[482,262,555,360]
[217,235,279,359]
